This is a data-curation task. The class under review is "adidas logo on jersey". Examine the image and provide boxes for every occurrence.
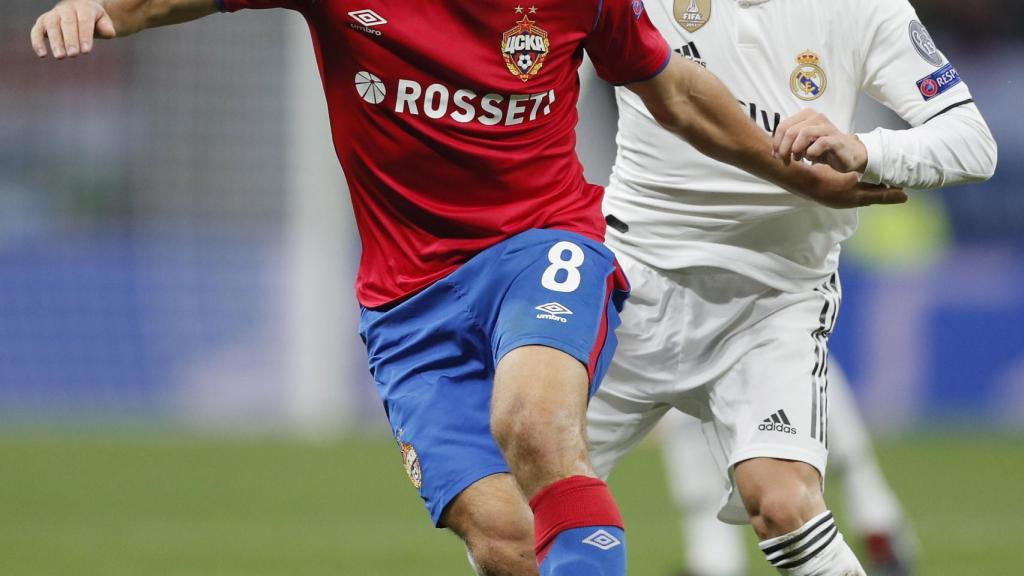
[674,41,706,68]
[535,302,573,323]
[759,410,798,434]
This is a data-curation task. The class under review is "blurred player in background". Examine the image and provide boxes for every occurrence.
[585,0,996,574]
[29,1,903,574]
[663,363,917,576]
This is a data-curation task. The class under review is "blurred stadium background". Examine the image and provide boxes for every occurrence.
[1,1,1022,574]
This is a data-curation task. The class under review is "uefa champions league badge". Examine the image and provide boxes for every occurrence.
[917,63,962,101]
[399,441,423,489]
[790,50,827,101]
[502,6,550,82]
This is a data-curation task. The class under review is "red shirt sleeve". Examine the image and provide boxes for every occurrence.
[585,0,671,85]
[218,0,307,12]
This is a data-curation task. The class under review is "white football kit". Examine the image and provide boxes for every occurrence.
[587,0,996,525]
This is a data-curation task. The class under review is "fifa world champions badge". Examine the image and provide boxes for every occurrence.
[502,6,550,82]
[790,50,827,101]
[674,0,711,33]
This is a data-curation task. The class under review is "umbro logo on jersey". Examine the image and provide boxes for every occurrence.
[536,302,573,323]
[349,9,387,27]
[582,529,622,551]
[759,410,798,435]
[348,9,387,36]
[674,41,706,68]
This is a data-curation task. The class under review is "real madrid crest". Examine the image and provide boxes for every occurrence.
[674,0,711,33]
[399,441,422,489]
[502,6,550,82]
[790,50,827,101]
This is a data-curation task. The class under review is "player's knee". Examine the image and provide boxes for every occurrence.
[492,346,593,494]
[491,406,544,460]
[493,351,585,444]
[748,488,817,538]
[736,459,824,539]
[491,402,586,488]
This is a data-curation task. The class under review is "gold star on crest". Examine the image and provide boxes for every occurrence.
[514,5,524,13]
[529,5,538,13]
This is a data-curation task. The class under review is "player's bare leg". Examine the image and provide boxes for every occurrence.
[492,345,627,575]
[443,474,537,576]
[735,458,864,575]
[492,346,593,496]
[735,458,825,539]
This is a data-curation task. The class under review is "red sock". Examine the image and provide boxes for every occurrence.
[529,475,624,565]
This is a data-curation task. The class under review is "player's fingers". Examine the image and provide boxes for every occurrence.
[791,126,832,160]
[96,13,117,39]
[45,15,66,59]
[804,136,837,163]
[776,120,815,160]
[30,17,49,57]
[61,11,81,57]
[773,109,816,153]
[78,8,97,54]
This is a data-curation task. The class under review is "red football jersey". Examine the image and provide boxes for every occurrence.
[220,0,670,307]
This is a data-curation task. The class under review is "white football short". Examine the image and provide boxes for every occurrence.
[588,248,840,524]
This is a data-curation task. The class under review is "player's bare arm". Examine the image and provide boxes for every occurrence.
[628,55,907,209]
[31,0,217,59]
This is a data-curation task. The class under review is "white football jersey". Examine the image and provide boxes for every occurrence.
[605,0,974,291]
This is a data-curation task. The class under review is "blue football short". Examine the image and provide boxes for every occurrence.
[359,228,629,526]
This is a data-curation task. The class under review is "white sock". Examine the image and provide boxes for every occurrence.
[758,511,865,576]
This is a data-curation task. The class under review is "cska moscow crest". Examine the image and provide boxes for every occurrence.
[502,13,550,82]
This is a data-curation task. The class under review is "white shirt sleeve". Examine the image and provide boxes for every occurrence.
[858,104,997,189]
[853,0,997,189]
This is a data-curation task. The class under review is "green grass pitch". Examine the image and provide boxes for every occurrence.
[1,431,1021,575]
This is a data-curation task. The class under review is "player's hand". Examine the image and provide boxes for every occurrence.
[800,164,907,209]
[774,109,869,174]
[31,0,116,59]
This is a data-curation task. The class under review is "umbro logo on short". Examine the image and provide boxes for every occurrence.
[535,302,573,323]
[582,529,622,551]
[759,409,798,435]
